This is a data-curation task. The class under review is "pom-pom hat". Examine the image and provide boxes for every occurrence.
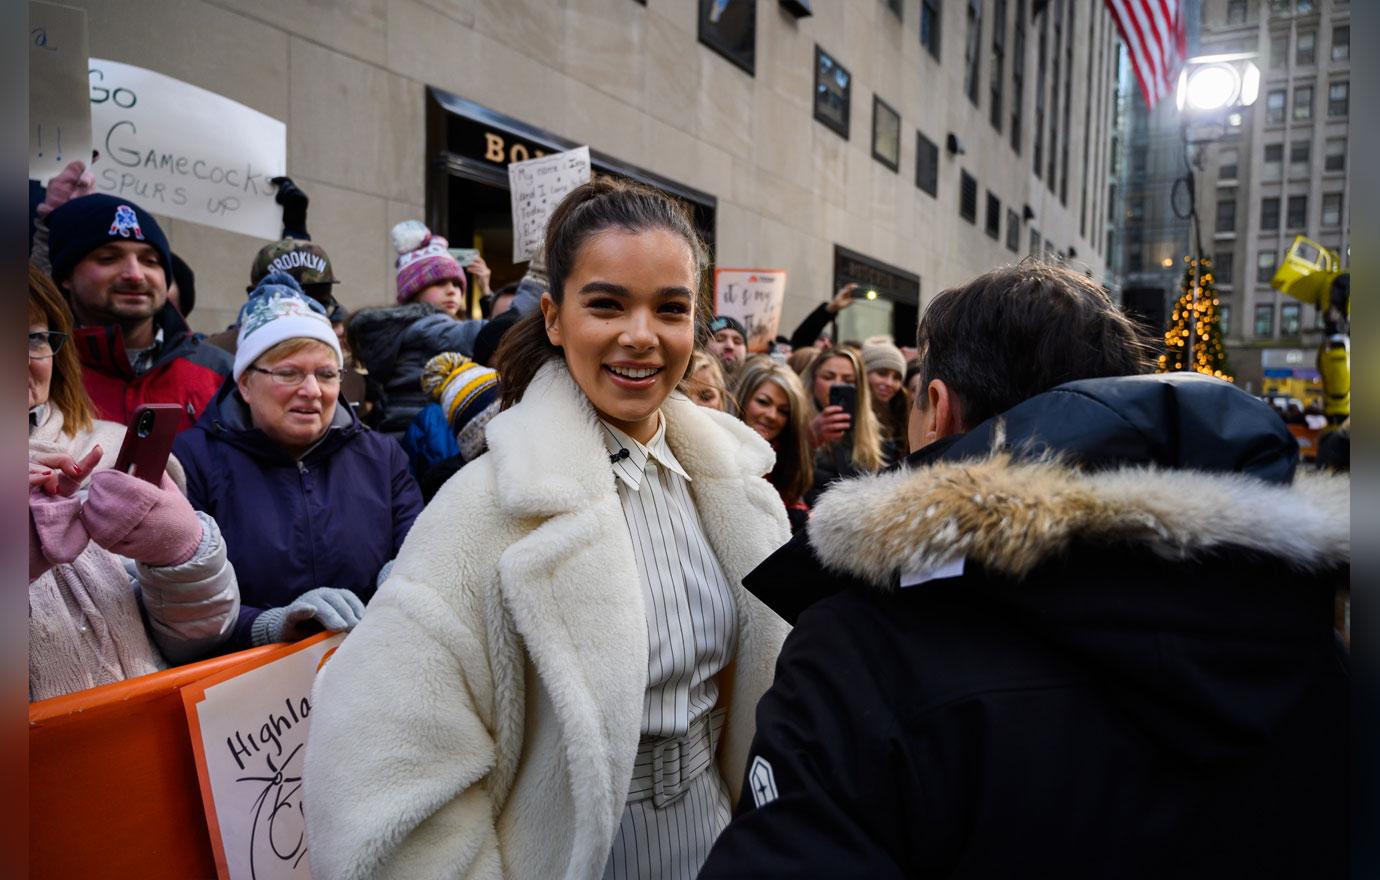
[421,352,500,463]
[392,220,466,305]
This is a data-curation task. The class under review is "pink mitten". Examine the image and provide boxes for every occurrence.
[35,161,97,218]
[29,489,89,581]
[81,470,203,567]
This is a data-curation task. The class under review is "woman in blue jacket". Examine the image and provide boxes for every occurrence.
[174,273,423,650]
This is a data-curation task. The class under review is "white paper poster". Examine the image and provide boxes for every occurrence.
[509,145,592,262]
[89,58,287,239]
[714,268,788,352]
[184,632,345,880]
[29,1,92,184]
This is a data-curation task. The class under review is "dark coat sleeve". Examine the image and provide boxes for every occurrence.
[789,302,836,349]
[698,599,920,879]
[388,440,424,555]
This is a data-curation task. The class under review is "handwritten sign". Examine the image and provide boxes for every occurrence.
[88,59,286,238]
[714,268,788,352]
[183,632,345,880]
[508,145,591,262]
[29,1,91,184]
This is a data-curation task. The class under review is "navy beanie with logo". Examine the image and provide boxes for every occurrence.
[46,194,172,283]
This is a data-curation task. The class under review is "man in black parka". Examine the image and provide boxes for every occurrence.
[700,264,1349,879]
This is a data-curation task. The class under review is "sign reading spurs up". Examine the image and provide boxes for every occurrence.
[88,59,286,239]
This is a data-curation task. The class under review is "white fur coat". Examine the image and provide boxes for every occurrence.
[304,362,791,880]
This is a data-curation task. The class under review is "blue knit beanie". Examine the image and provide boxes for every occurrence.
[46,194,172,283]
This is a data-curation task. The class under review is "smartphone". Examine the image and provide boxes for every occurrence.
[828,383,857,418]
[113,404,181,484]
[448,247,481,268]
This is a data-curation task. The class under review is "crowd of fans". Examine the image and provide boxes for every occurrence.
[26,161,1348,878]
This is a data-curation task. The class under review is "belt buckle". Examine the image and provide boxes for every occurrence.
[651,736,686,808]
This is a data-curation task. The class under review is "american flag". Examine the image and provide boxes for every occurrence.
[1106,0,1187,109]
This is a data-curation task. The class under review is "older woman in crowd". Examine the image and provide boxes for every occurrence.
[174,272,423,651]
[27,263,238,700]
[733,358,814,533]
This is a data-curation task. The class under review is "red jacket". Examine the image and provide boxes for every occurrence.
[73,305,233,433]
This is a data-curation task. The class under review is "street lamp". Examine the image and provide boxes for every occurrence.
[1172,53,1259,372]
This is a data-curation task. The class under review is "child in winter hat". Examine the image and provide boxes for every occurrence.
[392,220,466,313]
[420,353,500,463]
[233,271,343,381]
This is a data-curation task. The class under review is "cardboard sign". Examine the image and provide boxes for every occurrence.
[29,1,92,184]
[509,145,591,262]
[89,59,287,238]
[183,632,345,880]
[713,268,788,352]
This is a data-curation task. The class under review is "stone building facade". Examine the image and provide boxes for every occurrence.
[61,0,1122,343]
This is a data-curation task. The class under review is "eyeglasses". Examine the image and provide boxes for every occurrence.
[28,331,67,359]
[250,366,342,387]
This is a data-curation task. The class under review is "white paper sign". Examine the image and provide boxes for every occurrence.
[508,145,592,262]
[89,58,286,238]
[185,633,345,880]
[714,268,788,352]
[29,1,92,184]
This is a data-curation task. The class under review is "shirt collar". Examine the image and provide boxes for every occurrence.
[599,413,691,490]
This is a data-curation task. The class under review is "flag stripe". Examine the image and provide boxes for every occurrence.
[1105,0,1184,108]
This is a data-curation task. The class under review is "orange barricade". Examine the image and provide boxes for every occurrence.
[1287,423,1324,461]
[29,645,283,880]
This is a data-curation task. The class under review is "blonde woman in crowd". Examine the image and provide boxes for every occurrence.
[799,346,884,504]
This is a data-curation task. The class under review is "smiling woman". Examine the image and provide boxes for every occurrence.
[305,179,794,880]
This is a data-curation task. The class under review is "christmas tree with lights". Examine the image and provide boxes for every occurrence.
[1159,255,1232,381]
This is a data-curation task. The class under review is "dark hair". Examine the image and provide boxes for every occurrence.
[917,260,1154,428]
[495,177,708,408]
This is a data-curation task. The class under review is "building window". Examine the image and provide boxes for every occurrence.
[1332,26,1349,62]
[698,0,757,76]
[1227,0,1247,24]
[1324,138,1346,172]
[1129,247,1144,272]
[1296,31,1315,65]
[985,191,1001,239]
[872,96,901,171]
[921,0,941,61]
[1270,32,1288,67]
[883,0,903,18]
[813,46,851,139]
[1296,0,1314,13]
[990,0,1007,131]
[964,0,983,105]
[1010,0,1025,152]
[1328,81,1348,117]
[1266,89,1286,124]
[1322,192,1343,227]
[1216,191,1237,233]
[1006,207,1020,252]
[1129,197,1146,221]
[960,171,978,223]
[916,131,939,196]
[1030,226,1041,257]
[1217,251,1234,285]
[1260,197,1281,230]
[1033,11,1048,175]
[1219,147,1239,180]
[1289,141,1310,178]
[1254,304,1274,337]
[1257,250,1277,285]
[1263,143,1283,180]
[1287,195,1307,229]
[1220,304,1232,335]
[1293,85,1313,121]
[1281,303,1302,336]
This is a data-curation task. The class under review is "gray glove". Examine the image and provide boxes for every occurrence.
[251,587,365,646]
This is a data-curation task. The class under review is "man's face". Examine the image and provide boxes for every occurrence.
[65,242,167,328]
[709,328,747,366]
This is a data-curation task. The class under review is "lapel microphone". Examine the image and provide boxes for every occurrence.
[609,448,631,464]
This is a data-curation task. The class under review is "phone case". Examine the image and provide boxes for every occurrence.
[113,404,182,484]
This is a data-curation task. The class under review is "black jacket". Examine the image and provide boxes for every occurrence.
[700,373,1349,879]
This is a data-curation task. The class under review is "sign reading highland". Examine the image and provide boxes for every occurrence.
[88,59,287,239]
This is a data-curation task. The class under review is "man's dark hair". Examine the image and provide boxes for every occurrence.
[917,260,1155,428]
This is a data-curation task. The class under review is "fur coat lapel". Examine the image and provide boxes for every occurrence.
[808,451,1351,589]
[483,362,789,876]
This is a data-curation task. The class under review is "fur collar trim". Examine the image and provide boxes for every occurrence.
[808,452,1350,589]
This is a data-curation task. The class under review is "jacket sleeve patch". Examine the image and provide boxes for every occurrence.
[748,755,778,807]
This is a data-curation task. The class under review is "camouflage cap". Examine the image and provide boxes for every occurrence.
[249,239,339,288]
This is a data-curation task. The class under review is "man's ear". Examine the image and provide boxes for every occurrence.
[539,292,561,346]
[925,378,964,442]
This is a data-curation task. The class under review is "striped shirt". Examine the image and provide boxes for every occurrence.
[599,415,739,880]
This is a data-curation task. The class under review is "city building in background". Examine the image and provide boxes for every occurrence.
[1195,0,1350,394]
[58,0,1122,343]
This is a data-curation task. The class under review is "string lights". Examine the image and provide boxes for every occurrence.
[1158,254,1233,381]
